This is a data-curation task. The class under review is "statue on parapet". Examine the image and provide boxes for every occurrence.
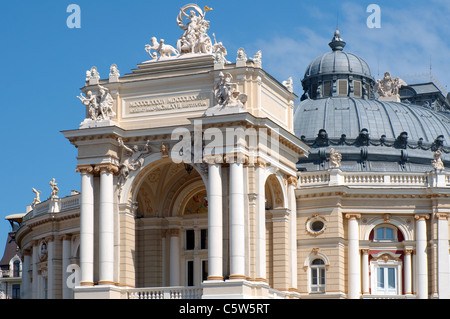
[374,72,407,100]
[145,37,180,60]
[49,178,59,199]
[214,72,247,107]
[78,85,115,121]
[31,188,42,207]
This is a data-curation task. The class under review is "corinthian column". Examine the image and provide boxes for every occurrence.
[96,164,118,286]
[76,165,95,287]
[204,156,223,281]
[415,214,429,299]
[346,214,361,299]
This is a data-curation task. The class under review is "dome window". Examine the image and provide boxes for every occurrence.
[323,81,332,97]
[354,81,362,98]
[338,79,348,96]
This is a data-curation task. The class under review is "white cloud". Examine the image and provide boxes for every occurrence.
[247,1,450,96]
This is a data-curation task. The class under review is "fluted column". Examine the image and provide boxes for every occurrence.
[287,176,298,291]
[76,165,95,287]
[169,229,180,286]
[96,164,118,286]
[415,214,429,299]
[229,156,246,280]
[205,156,223,281]
[61,235,72,299]
[346,214,361,299]
[255,159,267,281]
[404,249,413,295]
[361,249,370,295]
[436,213,449,299]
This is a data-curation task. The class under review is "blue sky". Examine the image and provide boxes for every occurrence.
[0,0,449,253]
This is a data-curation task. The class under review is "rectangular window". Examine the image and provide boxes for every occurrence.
[354,81,362,97]
[12,285,20,299]
[338,80,348,96]
[377,267,384,288]
[323,81,332,97]
[388,268,396,289]
[200,229,208,250]
[202,260,208,282]
[186,230,195,250]
[187,260,194,286]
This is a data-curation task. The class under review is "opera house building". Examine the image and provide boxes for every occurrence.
[7,4,450,299]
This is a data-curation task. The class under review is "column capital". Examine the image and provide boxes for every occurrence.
[404,249,414,255]
[94,163,119,175]
[60,234,72,241]
[76,165,94,175]
[361,249,370,255]
[435,212,449,220]
[255,158,268,168]
[414,214,430,221]
[224,153,248,165]
[203,155,223,165]
[45,235,55,242]
[168,228,180,237]
[287,175,298,187]
[345,213,361,220]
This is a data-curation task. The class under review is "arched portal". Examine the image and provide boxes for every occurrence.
[131,160,208,288]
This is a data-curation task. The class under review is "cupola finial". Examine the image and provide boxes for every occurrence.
[329,28,346,51]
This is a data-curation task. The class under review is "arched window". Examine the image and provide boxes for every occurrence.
[373,225,398,241]
[13,260,20,278]
[310,259,326,293]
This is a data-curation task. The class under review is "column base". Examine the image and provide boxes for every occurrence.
[79,281,94,287]
[229,275,246,280]
[207,276,224,281]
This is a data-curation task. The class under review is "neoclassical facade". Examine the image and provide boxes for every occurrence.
[14,4,450,299]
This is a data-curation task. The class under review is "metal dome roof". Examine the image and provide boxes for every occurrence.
[303,30,373,82]
[294,97,450,144]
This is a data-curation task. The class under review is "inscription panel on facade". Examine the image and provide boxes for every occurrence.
[123,91,211,118]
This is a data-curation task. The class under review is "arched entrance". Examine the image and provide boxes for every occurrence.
[130,160,208,288]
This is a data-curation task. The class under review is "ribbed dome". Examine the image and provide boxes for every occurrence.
[304,51,372,80]
[303,30,372,82]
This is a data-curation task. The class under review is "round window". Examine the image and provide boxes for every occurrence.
[311,220,325,232]
[306,215,327,236]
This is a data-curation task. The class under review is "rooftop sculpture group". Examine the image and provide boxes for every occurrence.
[145,4,225,61]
